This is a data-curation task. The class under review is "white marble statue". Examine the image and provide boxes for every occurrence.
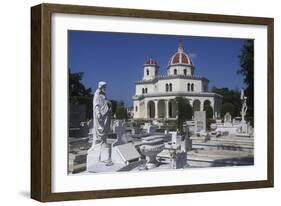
[88,81,112,152]
[240,89,248,123]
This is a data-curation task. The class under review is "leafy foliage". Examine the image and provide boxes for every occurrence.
[113,100,128,120]
[175,97,193,134]
[203,101,214,119]
[212,87,241,117]
[221,102,236,117]
[69,69,93,119]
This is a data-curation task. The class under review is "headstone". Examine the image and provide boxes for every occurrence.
[68,150,87,174]
[131,127,141,135]
[152,120,159,126]
[114,143,141,165]
[216,119,222,124]
[171,131,181,147]
[171,152,187,169]
[113,120,127,146]
[147,124,157,134]
[210,123,217,130]
[181,125,192,152]
[194,111,206,132]
[224,112,232,123]
[240,122,248,133]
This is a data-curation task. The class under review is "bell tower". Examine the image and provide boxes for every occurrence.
[143,58,159,80]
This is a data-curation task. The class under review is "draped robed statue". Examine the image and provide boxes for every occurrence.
[89,81,112,152]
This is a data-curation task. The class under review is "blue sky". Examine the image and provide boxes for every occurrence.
[68,30,248,107]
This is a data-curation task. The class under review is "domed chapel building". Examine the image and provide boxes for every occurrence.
[132,42,223,120]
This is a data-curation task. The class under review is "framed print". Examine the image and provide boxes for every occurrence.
[31,3,274,202]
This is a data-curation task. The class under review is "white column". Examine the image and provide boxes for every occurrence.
[165,100,169,119]
[154,100,158,119]
[144,101,148,119]
[200,100,204,111]
[211,100,215,119]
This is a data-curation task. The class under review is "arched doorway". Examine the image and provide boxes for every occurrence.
[203,100,213,118]
[203,100,211,108]
[158,100,166,118]
[193,99,201,112]
[147,101,155,118]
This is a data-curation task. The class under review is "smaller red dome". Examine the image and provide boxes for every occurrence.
[144,58,158,66]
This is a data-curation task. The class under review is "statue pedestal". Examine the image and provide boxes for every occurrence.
[87,142,114,172]
[87,141,142,173]
[240,121,248,133]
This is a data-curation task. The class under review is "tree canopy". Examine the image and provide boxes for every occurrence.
[212,87,241,118]
[69,69,93,119]
[114,100,128,120]
[237,40,254,123]
[175,97,193,134]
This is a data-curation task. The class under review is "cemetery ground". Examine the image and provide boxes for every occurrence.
[68,117,254,174]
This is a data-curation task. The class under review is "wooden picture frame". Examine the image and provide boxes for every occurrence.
[31,3,274,202]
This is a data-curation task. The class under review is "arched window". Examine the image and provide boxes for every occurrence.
[169,83,172,92]
[174,69,177,75]
[135,106,138,112]
[146,69,149,75]
[166,84,169,92]
[142,88,145,94]
[184,69,187,76]
[191,83,194,92]
[145,88,148,93]
[187,83,190,91]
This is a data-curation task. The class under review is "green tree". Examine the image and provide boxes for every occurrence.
[175,97,193,134]
[69,69,93,119]
[222,102,236,117]
[115,101,128,120]
[237,40,254,123]
[109,100,118,117]
[212,87,241,117]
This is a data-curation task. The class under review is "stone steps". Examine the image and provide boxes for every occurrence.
[191,136,254,152]
[187,153,253,167]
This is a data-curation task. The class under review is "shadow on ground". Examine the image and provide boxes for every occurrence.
[211,157,254,167]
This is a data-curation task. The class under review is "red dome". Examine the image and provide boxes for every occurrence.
[144,58,158,66]
[168,42,193,66]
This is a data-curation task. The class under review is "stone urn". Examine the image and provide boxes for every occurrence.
[139,135,165,169]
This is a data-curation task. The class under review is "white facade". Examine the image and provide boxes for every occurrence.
[132,42,222,120]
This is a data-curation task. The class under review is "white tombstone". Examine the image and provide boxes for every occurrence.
[113,120,128,146]
[224,112,232,127]
[181,125,192,152]
[170,131,181,147]
[147,125,157,134]
[194,111,206,132]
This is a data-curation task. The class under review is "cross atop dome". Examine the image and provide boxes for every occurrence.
[177,40,184,53]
